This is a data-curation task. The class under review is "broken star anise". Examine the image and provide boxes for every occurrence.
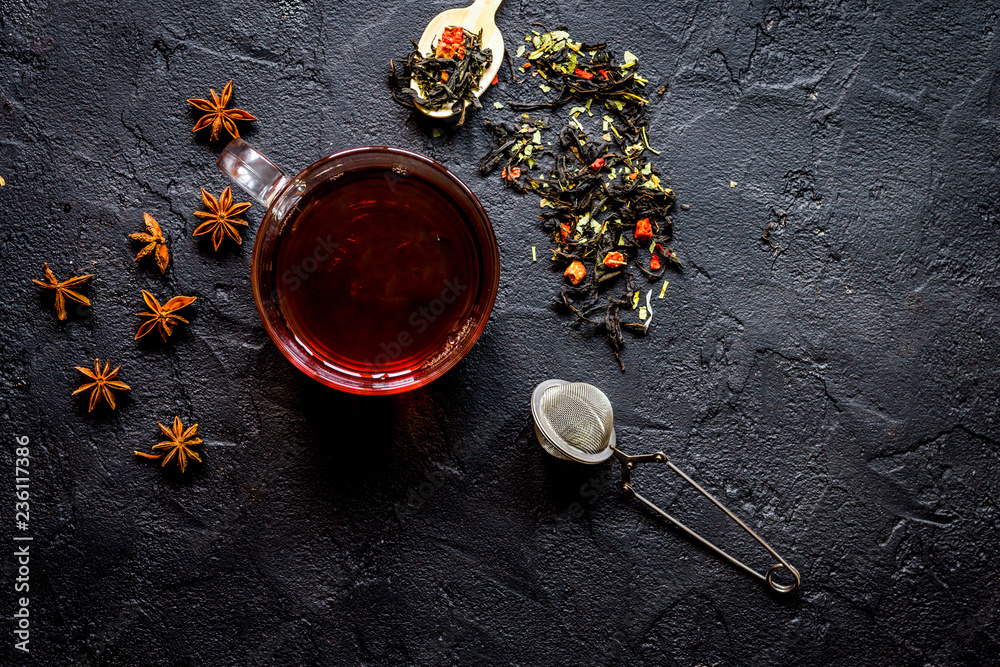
[129,212,169,273]
[32,263,93,321]
[135,416,203,473]
[73,359,130,411]
[135,290,197,341]
[187,80,257,141]
[193,186,250,251]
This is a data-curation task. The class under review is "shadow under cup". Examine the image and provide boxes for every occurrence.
[247,147,499,395]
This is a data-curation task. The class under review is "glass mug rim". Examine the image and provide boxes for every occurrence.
[218,141,500,395]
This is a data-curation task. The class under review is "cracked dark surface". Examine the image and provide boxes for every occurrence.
[1,0,999,664]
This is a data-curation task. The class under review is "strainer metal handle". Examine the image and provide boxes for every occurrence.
[611,447,801,594]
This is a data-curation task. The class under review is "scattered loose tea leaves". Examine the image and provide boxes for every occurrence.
[480,28,683,368]
[389,27,493,124]
[135,290,196,341]
[73,359,130,411]
[135,416,202,473]
[187,80,257,141]
[193,186,250,251]
[129,212,169,273]
[32,263,92,321]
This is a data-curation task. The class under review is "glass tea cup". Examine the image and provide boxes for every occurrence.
[217,139,500,395]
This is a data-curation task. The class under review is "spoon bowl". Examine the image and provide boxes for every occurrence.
[411,0,505,119]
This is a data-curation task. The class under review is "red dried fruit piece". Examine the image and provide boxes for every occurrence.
[559,222,571,242]
[441,26,464,43]
[650,254,662,270]
[574,68,594,80]
[435,26,467,59]
[590,157,605,171]
[563,260,587,285]
[603,251,626,268]
[501,166,522,181]
[634,218,653,243]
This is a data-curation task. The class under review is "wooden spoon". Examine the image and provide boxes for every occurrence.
[411,0,505,119]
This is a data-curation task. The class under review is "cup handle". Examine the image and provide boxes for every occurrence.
[217,138,290,207]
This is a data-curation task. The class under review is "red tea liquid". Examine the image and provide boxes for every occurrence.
[274,169,480,375]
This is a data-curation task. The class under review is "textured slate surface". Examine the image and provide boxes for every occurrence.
[1,0,999,664]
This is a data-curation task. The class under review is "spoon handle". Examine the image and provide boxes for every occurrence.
[470,0,503,20]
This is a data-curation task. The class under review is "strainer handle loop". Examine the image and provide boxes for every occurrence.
[611,447,801,594]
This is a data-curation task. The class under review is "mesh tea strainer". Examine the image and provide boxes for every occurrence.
[531,379,801,594]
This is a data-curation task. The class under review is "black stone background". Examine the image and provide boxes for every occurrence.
[1,0,998,664]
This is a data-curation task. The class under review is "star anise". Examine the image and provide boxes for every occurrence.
[135,290,197,341]
[129,212,169,273]
[73,359,130,411]
[32,263,93,320]
[193,187,250,251]
[134,417,203,473]
[187,80,257,141]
